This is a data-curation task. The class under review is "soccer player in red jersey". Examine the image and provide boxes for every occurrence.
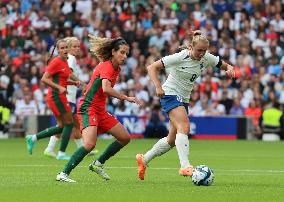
[26,39,81,160]
[43,37,98,158]
[56,36,142,182]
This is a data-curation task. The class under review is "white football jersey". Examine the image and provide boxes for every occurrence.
[66,54,79,104]
[161,49,219,103]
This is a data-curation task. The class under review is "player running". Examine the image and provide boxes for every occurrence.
[56,36,142,182]
[26,39,81,160]
[136,30,239,180]
[43,37,98,158]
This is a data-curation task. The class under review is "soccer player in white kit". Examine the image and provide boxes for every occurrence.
[44,37,97,158]
[136,30,238,180]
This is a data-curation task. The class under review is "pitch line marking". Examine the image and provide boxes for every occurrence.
[2,164,284,173]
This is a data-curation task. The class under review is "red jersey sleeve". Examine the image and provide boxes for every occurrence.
[46,58,60,76]
[99,62,115,81]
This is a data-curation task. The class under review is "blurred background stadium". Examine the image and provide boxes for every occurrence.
[0,0,284,141]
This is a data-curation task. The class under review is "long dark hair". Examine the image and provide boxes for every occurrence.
[46,39,66,65]
[88,35,128,61]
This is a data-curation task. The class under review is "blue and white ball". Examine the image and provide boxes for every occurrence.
[192,165,214,186]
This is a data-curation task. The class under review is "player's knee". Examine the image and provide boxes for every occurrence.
[65,120,73,125]
[83,142,95,151]
[119,136,130,145]
[167,136,176,146]
[57,123,63,128]
[177,122,190,134]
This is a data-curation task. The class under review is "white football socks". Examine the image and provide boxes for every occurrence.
[143,137,172,164]
[74,138,83,148]
[32,135,37,142]
[175,133,190,168]
[46,135,58,151]
[94,160,102,167]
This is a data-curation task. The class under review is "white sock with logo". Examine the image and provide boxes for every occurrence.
[45,136,58,152]
[143,137,172,165]
[175,133,190,168]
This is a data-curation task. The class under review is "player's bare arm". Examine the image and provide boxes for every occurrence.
[102,79,142,106]
[41,72,66,94]
[146,60,165,97]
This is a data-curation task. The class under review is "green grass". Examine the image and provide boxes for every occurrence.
[0,138,284,202]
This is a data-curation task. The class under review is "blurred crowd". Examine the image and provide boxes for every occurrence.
[0,0,284,138]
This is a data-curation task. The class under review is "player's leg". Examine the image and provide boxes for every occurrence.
[43,118,63,158]
[95,122,129,165]
[144,121,176,163]
[56,111,74,160]
[90,122,128,180]
[169,106,193,176]
[57,125,98,182]
[25,115,63,155]
[72,113,99,156]
[73,113,83,147]
[136,121,176,180]
[44,134,60,158]
[26,96,70,155]
[45,102,77,157]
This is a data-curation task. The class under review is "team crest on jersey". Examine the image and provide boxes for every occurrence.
[200,63,204,70]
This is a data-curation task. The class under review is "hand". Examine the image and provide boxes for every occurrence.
[58,86,66,94]
[226,69,235,78]
[81,82,87,93]
[226,68,241,79]
[126,96,143,106]
[156,86,165,97]
[75,81,81,87]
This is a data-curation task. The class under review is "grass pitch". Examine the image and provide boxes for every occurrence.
[0,138,283,202]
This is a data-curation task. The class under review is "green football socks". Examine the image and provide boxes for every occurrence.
[63,146,89,175]
[96,141,124,164]
[59,123,73,152]
[36,126,63,140]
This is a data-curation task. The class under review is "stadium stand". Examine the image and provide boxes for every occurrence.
[0,0,284,139]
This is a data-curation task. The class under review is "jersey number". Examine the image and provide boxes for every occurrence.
[190,74,197,82]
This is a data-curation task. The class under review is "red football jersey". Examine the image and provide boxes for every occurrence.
[46,57,71,98]
[78,61,121,113]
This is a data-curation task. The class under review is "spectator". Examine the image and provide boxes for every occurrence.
[14,92,38,136]
[144,104,168,138]
[229,98,245,116]
[31,10,51,39]
[148,27,166,51]
[245,99,262,138]
[260,102,283,140]
[114,100,131,116]
[219,90,233,114]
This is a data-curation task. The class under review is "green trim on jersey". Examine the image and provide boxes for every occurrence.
[80,76,102,128]
[52,74,66,114]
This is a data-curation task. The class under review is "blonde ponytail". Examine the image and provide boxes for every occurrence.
[64,37,79,49]
[191,30,209,47]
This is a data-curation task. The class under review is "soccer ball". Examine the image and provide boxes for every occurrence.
[192,165,214,186]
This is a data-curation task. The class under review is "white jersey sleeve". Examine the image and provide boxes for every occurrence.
[66,54,79,104]
[203,52,220,69]
[161,50,188,69]
[67,54,77,71]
